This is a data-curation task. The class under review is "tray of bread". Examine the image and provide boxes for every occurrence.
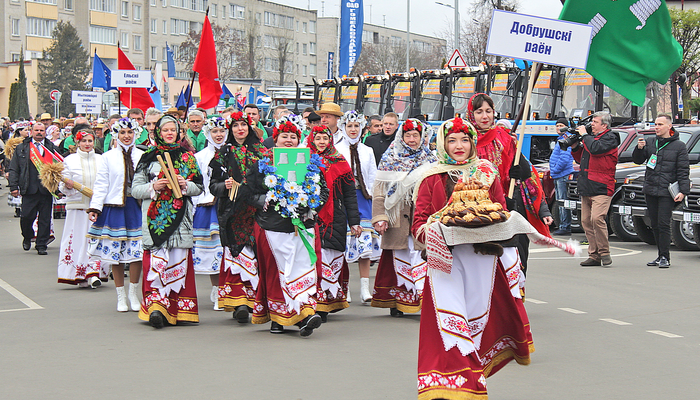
[439,178,510,228]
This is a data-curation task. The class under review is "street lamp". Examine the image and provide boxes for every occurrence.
[435,0,459,51]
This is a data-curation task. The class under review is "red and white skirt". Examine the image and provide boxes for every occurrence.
[316,248,349,313]
[252,227,318,326]
[417,245,532,399]
[138,248,199,325]
[218,245,258,311]
[371,237,427,313]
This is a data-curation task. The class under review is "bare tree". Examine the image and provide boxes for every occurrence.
[276,36,293,85]
[242,17,261,79]
[351,40,446,75]
[176,23,247,83]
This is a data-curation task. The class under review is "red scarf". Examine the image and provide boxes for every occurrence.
[308,126,354,233]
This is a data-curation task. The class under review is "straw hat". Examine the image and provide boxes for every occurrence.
[317,102,343,117]
[39,113,52,120]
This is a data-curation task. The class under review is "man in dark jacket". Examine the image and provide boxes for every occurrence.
[571,111,620,266]
[632,114,690,268]
[364,112,399,166]
[8,122,59,255]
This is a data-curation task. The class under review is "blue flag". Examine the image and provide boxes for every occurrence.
[92,52,116,91]
[148,75,163,111]
[166,42,176,78]
[248,86,268,106]
[338,0,363,77]
[221,83,234,99]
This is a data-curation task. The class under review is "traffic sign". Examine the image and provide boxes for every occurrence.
[50,90,61,102]
[71,90,103,106]
[447,49,467,68]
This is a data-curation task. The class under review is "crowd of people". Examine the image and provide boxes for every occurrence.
[3,94,570,399]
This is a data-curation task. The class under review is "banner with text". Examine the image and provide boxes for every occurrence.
[71,91,103,106]
[338,0,364,77]
[485,10,593,69]
[111,70,152,88]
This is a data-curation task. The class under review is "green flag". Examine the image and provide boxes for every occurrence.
[559,0,682,106]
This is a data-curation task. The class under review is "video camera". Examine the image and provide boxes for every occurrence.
[557,117,592,150]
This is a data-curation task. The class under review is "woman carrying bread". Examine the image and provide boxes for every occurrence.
[412,117,533,400]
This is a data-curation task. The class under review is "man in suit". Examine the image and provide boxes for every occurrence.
[8,122,59,255]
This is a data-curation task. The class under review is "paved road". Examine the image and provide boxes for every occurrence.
[1,181,699,399]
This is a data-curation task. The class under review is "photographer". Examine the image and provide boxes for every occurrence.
[571,111,620,266]
[550,118,575,235]
[632,114,690,268]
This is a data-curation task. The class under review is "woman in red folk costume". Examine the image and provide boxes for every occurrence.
[413,117,533,399]
[209,111,270,323]
[308,125,361,322]
[132,115,204,329]
[371,118,437,316]
[467,93,552,275]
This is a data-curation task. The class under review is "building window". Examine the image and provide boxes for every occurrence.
[302,43,307,56]
[255,12,261,25]
[121,1,128,17]
[150,18,157,33]
[309,42,316,55]
[362,30,372,43]
[26,17,57,38]
[133,4,141,20]
[11,53,22,62]
[121,31,129,47]
[151,46,158,60]
[310,63,316,77]
[134,35,142,51]
[229,4,244,19]
[89,0,116,13]
[221,5,226,18]
[296,42,299,54]
[65,0,73,10]
[264,57,279,72]
[162,20,167,34]
[162,47,167,61]
[28,0,57,4]
[296,21,299,31]
[150,0,156,5]
[90,25,117,44]
[302,22,307,33]
[287,16,294,30]
[309,20,316,34]
[303,65,307,77]
[11,18,20,37]
[161,0,166,6]
[211,4,216,16]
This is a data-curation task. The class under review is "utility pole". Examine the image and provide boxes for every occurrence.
[406,0,410,71]
[455,0,460,50]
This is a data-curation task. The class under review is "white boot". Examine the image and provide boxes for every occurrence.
[87,276,101,289]
[211,286,222,311]
[128,283,140,312]
[346,284,352,303]
[116,286,128,312]
[360,277,372,303]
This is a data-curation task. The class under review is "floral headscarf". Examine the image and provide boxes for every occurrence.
[307,125,347,167]
[203,116,228,150]
[339,110,366,145]
[137,114,203,247]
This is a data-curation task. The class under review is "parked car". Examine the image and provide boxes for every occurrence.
[671,168,700,250]
[555,126,700,239]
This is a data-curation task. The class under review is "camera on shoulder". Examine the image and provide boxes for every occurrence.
[558,122,592,150]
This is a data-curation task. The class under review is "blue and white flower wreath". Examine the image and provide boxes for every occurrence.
[258,153,325,219]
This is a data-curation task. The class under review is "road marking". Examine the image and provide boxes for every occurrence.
[0,277,43,313]
[600,318,632,326]
[558,307,587,314]
[647,330,683,338]
[531,246,641,260]
[525,298,547,304]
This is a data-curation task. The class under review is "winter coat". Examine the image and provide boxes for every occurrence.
[632,130,690,198]
[572,128,620,197]
[549,135,575,179]
[88,146,144,211]
[318,171,361,252]
[364,131,397,167]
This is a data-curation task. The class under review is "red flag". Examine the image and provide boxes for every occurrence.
[193,15,222,110]
[118,48,155,112]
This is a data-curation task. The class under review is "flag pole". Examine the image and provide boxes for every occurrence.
[184,6,209,120]
[508,61,542,198]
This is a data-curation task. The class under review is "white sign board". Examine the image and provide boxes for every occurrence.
[109,106,126,116]
[76,103,101,114]
[72,90,103,105]
[447,49,467,68]
[111,70,152,88]
[485,10,593,69]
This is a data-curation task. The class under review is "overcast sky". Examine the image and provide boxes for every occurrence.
[278,0,564,37]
